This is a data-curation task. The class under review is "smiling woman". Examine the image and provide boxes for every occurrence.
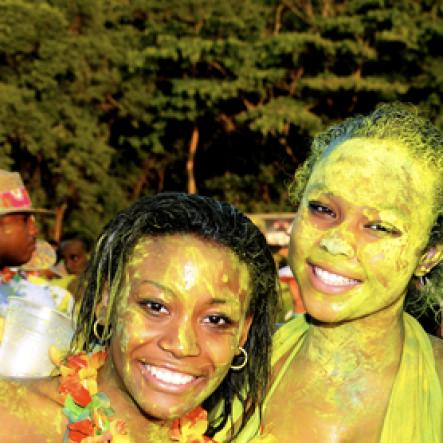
[233,104,443,443]
[0,193,278,442]
[108,235,253,423]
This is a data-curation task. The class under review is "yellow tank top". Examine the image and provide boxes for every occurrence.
[215,313,442,442]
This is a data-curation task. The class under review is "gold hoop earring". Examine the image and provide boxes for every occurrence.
[230,346,248,371]
[93,318,112,344]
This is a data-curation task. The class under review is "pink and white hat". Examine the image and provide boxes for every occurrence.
[0,170,51,215]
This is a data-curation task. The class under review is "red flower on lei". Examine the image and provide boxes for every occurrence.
[170,406,217,443]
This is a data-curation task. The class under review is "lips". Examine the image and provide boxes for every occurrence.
[139,362,201,391]
[144,364,196,385]
[313,265,360,286]
[308,263,362,294]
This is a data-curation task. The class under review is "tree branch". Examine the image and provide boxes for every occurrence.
[186,125,199,194]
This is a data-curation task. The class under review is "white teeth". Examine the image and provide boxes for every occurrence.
[143,364,196,385]
[314,266,359,286]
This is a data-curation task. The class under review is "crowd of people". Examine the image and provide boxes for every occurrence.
[0,103,442,442]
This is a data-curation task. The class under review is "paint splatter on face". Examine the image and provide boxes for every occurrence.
[109,234,252,420]
[289,138,438,322]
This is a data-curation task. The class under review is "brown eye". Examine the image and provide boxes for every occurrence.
[308,201,336,218]
[139,300,169,315]
[365,223,401,236]
[203,314,232,327]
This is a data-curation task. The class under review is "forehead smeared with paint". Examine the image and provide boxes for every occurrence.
[124,234,252,310]
[308,137,438,242]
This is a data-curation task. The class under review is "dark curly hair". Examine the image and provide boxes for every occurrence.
[72,192,278,439]
[289,103,443,319]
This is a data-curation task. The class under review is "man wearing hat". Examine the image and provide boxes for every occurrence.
[0,170,52,318]
[0,173,73,377]
[0,170,46,269]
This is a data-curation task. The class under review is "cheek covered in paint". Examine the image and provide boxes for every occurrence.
[363,235,418,292]
[114,305,148,354]
[290,209,314,252]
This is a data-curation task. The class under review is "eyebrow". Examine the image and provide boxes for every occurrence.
[209,298,239,306]
[136,280,174,296]
[137,280,240,305]
[304,189,407,218]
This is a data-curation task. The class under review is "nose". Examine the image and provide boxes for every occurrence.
[158,316,200,358]
[319,231,355,258]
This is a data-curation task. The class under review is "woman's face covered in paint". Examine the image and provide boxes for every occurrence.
[289,138,438,323]
[110,234,252,420]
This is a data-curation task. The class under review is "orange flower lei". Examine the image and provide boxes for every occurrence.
[58,351,218,443]
[0,266,19,283]
[170,407,216,443]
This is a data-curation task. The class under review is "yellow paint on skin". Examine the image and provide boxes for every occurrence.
[105,234,252,422]
[113,276,133,352]
[290,138,437,322]
[183,262,196,290]
[0,379,66,441]
[263,137,441,442]
[319,234,353,256]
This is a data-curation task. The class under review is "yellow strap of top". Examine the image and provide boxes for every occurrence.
[380,313,442,443]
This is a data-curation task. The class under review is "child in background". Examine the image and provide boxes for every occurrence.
[51,234,91,300]
[59,235,90,276]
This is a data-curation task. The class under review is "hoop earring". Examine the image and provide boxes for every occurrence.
[93,319,112,344]
[230,347,248,371]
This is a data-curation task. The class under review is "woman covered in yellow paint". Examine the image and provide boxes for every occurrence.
[228,104,443,442]
[0,193,278,442]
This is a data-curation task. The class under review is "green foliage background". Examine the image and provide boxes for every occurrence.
[1,0,443,240]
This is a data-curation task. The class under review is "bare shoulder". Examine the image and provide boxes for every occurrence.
[0,376,66,442]
[429,334,443,387]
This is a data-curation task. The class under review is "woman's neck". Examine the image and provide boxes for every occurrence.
[98,357,172,442]
[301,302,405,380]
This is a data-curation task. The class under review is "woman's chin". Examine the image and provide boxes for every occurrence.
[143,403,202,423]
[303,298,356,324]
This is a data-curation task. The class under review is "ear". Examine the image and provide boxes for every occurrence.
[414,243,443,277]
[238,315,253,349]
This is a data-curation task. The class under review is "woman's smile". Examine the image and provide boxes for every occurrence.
[139,361,202,392]
[308,262,362,294]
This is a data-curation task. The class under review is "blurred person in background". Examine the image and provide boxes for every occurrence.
[0,170,41,270]
[54,234,91,301]
[59,235,90,276]
[0,171,74,348]
[0,170,51,320]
